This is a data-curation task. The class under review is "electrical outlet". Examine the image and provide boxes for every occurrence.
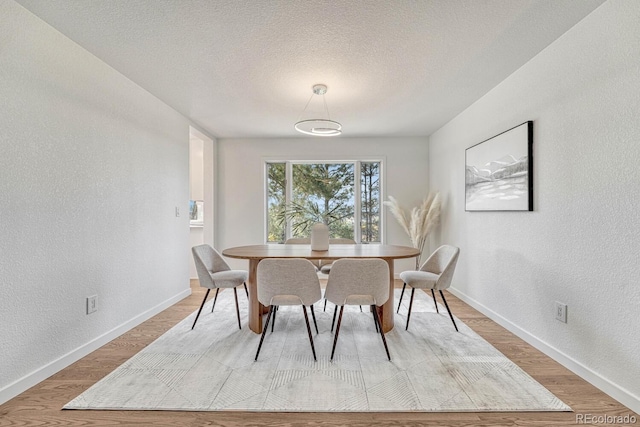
[175,206,180,217]
[555,301,567,323]
[87,295,98,314]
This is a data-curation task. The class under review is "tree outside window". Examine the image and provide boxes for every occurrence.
[361,162,380,243]
[266,162,286,242]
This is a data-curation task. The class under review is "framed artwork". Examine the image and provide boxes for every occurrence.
[465,121,533,211]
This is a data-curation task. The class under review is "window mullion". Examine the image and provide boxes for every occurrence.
[285,161,293,240]
[354,161,362,244]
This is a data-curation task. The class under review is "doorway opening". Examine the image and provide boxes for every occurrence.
[189,127,215,279]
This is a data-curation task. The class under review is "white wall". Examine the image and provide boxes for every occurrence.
[0,1,191,403]
[428,0,640,412]
[216,137,430,273]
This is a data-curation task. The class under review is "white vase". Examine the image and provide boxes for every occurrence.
[310,223,329,251]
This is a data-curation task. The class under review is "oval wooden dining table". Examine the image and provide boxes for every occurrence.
[222,244,419,334]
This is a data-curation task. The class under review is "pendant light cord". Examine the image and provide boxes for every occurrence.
[322,94,332,120]
[296,93,315,122]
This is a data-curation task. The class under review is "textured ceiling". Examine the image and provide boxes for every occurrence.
[15,0,605,138]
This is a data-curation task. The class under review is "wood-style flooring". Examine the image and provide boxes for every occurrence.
[1,280,637,426]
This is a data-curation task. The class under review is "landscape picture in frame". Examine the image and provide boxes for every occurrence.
[465,121,533,211]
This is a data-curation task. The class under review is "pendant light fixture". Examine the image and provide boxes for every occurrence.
[294,84,342,136]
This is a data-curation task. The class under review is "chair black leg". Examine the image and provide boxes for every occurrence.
[323,299,327,312]
[271,305,277,332]
[191,289,211,330]
[233,287,242,330]
[431,289,439,313]
[255,306,274,361]
[372,305,391,361]
[330,306,345,361]
[331,304,338,332]
[439,290,459,332]
[397,283,407,313]
[406,288,416,330]
[310,305,318,334]
[243,282,249,298]
[211,288,220,313]
[302,306,317,361]
[371,305,379,332]
[360,305,363,312]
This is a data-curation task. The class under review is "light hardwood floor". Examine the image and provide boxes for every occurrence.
[1,280,637,427]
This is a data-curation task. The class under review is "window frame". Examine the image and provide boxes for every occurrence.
[263,157,385,244]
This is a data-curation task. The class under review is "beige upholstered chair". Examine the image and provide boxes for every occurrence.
[254,258,322,361]
[284,237,360,312]
[398,245,460,331]
[318,238,357,311]
[325,258,391,361]
[284,237,357,274]
[284,237,311,244]
[284,237,320,270]
[191,244,248,330]
[319,238,357,274]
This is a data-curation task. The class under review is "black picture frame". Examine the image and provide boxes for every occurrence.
[465,121,533,211]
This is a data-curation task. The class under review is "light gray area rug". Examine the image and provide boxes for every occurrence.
[65,288,571,412]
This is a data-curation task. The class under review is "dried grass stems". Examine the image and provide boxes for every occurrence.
[384,192,441,268]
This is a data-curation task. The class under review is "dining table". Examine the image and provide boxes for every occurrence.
[222,243,420,334]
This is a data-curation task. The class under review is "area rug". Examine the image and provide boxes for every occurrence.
[64,288,571,412]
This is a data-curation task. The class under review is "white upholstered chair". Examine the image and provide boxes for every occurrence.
[284,237,361,312]
[318,238,357,312]
[284,237,320,270]
[254,258,322,361]
[398,245,460,331]
[284,237,357,274]
[318,238,357,274]
[284,237,311,244]
[324,258,391,362]
[191,244,248,330]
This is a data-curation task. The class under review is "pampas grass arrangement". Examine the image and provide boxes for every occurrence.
[384,192,441,268]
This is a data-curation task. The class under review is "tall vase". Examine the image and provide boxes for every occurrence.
[310,223,329,251]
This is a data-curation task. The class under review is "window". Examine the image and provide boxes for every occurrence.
[266,161,382,243]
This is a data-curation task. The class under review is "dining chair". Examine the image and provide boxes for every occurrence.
[319,238,357,311]
[398,245,460,331]
[284,237,311,244]
[318,238,357,274]
[284,237,321,270]
[254,258,322,361]
[324,258,391,362]
[191,244,248,330]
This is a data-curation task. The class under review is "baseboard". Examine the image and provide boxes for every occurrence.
[448,287,640,414]
[0,288,192,406]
